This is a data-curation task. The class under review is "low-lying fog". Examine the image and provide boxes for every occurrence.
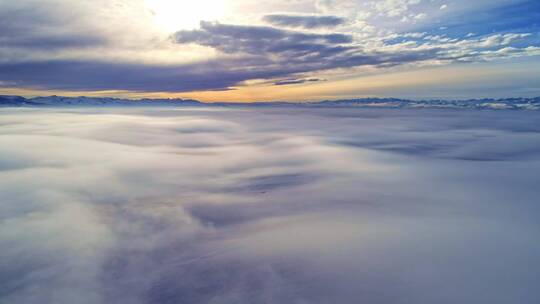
[1,107,539,304]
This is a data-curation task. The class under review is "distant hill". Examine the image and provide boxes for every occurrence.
[0,95,203,107]
[1,95,540,110]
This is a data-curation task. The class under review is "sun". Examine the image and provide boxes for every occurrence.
[145,0,229,32]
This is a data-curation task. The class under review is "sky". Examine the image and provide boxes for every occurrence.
[0,0,539,101]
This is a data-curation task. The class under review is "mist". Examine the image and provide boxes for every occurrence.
[1,107,539,304]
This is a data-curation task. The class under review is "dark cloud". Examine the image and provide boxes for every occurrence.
[0,33,104,50]
[0,60,231,92]
[0,58,325,92]
[263,14,346,29]
[173,21,352,55]
[0,59,283,92]
[274,78,324,86]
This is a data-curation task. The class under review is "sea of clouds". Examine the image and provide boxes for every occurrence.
[1,107,539,304]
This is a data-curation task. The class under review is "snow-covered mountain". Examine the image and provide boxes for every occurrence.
[11,96,202,107]
[0,95,44,106]
[1,95,540,110]
[309,97,540,110]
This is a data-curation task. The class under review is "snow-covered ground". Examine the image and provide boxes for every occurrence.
[1,107,539,304]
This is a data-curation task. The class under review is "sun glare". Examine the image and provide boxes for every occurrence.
[145,0,229,32]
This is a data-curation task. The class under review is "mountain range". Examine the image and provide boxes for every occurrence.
[1,95,540,110]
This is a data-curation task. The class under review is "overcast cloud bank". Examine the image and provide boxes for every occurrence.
[1,107,539,303]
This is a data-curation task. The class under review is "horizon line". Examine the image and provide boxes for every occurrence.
[3,94,540,104]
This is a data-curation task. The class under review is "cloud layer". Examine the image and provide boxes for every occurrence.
[1,107,540,303]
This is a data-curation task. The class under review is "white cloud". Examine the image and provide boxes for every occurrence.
[1,107,540,303]
[414,13,427,19]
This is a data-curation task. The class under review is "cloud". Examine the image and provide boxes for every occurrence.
[263,14,346,29]
[414,13,427,20]
[373,0,422,18]
[170,21,450,85]
[1,107,540,303]
[0,60,251,92]
[273,78,324,86]
[0,56,363,92]
[173,21,353,55]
